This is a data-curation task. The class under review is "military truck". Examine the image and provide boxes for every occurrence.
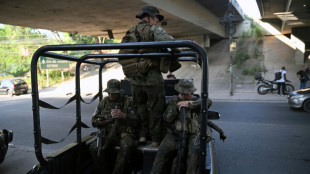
[28,40,221,174]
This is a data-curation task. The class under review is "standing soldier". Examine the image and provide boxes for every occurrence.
[150,79,226,174]
[119,5,181,146]
[89,79,139,174]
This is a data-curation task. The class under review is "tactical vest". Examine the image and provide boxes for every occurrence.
[167,97,200,135]
[101,96,127,121]
[101,96,136,134]
[174,107,200,135]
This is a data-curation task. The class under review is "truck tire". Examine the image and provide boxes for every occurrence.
[257,85,269,95]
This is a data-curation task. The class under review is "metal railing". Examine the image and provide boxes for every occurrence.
[30,40,209,173]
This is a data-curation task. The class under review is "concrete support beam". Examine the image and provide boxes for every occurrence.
[234,18,252,37]
[232,0,245,20]
[143,0,225,37]
[291,34,305,65]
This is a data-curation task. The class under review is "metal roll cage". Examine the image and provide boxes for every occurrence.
[31,40,209,173]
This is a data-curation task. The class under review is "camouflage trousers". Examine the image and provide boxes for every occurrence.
[89,134,135,174]
[150,134,199,174]
[131,84,165,142]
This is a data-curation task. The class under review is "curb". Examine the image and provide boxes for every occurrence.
[209,92,288,103]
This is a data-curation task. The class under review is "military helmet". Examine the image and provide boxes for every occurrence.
[136,5,164,22]
[103,79,123,93]
[174,79,197,94]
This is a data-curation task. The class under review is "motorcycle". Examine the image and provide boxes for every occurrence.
[255,73,294,95]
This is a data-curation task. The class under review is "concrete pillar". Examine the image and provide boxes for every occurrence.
[203,34,210,48]
[291,34,305,65]
[233,18,252,37]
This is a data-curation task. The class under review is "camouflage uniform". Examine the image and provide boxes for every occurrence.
[151,80,225,174]
[89,79,139,174]
[119,6,181,144]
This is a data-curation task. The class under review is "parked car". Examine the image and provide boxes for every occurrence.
[0,79,28,96]
[287,88,310,112]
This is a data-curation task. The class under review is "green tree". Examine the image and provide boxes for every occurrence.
[0,25,56,76]
[68,33,97,44]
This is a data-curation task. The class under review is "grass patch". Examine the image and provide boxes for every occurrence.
[25,70,74,89]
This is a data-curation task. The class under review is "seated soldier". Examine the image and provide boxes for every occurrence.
[151,79,226,174]
[89,79,139,174]
[166,74,176,79]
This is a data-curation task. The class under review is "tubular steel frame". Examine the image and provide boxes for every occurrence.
[30,40,209,173]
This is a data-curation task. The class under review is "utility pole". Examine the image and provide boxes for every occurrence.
[221,0,237,96]
[52,31,66,81]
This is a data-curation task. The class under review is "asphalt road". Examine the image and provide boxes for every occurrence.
[211,101,310,174]
[0,93,98,174]
[1,93,310,174]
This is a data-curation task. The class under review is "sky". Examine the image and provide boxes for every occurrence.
[236,0,261,19]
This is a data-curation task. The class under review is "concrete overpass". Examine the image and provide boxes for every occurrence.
[1,0,309,62]
[256,0,310,63]
[0,0,245,44]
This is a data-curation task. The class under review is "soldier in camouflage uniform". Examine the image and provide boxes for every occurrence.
[89,79,139,174]
[119,5,181,146]
[0,129,13,164]
[150,79,226,174]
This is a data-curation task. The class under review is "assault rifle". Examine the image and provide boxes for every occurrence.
[96,117,116,156]
[96,114,105,157]
[176,107,187,174]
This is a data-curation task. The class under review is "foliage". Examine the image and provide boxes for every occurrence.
[0,25,66,77]
[253,47,263,59]
[232,20,265,76]
[250,23,265,40]
[233,50,250,69]
[68,33,97,44]
[104,38,121,43]
[25,70,73,89]
[1,24,124,89]
[0,74,14,80]
[0,26,48,76]
[242,64,265,76]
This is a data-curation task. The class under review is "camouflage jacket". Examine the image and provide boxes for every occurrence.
[91,95,139,135]
[164,96,223,136]
[126,20,176,86]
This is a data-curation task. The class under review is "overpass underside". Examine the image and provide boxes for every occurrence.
[0,0,244,42]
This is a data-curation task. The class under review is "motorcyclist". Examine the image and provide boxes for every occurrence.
[0,129,13,164]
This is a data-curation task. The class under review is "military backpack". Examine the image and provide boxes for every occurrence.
[118,23,154,77]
